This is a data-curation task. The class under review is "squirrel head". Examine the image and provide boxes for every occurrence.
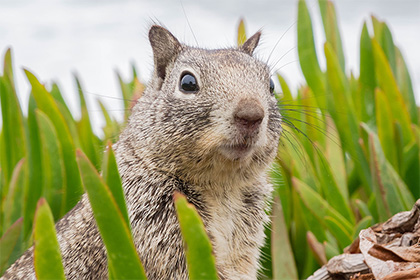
[122,25,282,186]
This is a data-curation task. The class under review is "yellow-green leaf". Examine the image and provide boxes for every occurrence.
[271,196,298,280]
[25,70,83,213]
[33,198,65,280]
[174,192,218,280]
[237,18,247,46]
[297,0,326,109]
[76,150,146,279]
[371,39,413,144]
[0,218,23,274]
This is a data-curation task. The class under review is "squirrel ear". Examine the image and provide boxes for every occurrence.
[149,25,182,87]
[240,31,261,55]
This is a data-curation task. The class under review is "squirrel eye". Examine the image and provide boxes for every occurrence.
[269,78,275,94]
[179,72,199,93]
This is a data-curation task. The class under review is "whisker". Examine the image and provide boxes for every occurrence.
[266,20,297,65]
[180,0,199,46]
[270,60,299,75]
[280,127,309,169]
[83,91,135,102]
[269,46,297,74]
[281,115,341,147]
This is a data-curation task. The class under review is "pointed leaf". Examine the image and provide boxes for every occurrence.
[353,216,373,239]
[76,150,146,279]
[271,196,298,280]
[318,0,345,71]
[364,124,415,221]
[375,88,398,169]
[23,96,43,238]
[0,73,26,189]
[292,177,353,235]
[324,216,352,249]
[359,22,375,121]
[324,42,371,190]
[395,47,418,125]
[36,110,65,218]
[371,39,413,144]
[33,198,65,280]
[297,0,326,109]
[174,192,218,280]
[25,70,83,213]
[2,159,26,231]
[101,143,130,227]
[237,18,247,46]
[0,218,23,274]
[314,148,354,224]
[75,76,100,168]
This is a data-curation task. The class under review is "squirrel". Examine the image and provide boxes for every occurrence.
[2,25,282,280]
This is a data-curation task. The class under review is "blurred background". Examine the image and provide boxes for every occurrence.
[0,0,419,135]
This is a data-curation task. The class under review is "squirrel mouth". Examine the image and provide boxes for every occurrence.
[220,142,254,160]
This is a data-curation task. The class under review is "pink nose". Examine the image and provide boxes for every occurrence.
[234,99,264,134]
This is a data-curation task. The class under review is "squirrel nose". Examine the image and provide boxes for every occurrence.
[234,99,264,134]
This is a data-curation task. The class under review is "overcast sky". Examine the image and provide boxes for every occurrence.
[1,0,419,135]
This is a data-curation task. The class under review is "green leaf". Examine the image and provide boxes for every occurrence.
[33,198,65,280]
[3,48,14,86]
[402,141,419,198]
[354,199,372,219]
[76,150,146,279]
[97,100,121,142]
[324,42,371,190]
[271,196,298,280]
[277,73,293,102]
[116,72,134,120]
[2,159,26,231]
[318,0,345,71]
[297,0,326,109]
[174,192,218,280]
[50,83,81,149]
[395,47,418,125]
[0,218,23,275]
[324,119,347,196]
[23,95,43,238]
[375,88,398,169]
[237,18,247,46]
[292,177,353,235]
[353,216,373,239]
[289,191,314,277]
[101,143,130,227]
[324,216,352,249]
[364,124,415,221]
[371,39,413,144]
[300,87,324,153]
[36,110,66,218]
[75,76,100,169]
[50,83,73,118]
[0,72,26,189]
[324,237,340,260]
[358,22,375,122]
[372,18,397,77]
[314,148,354,224]
[24,69,83,213]
[271,162,292,228]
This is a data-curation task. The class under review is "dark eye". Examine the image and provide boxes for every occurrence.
[269,78,275,94]
[179,72,199,93]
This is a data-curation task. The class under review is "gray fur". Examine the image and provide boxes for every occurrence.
[2,25,282,280]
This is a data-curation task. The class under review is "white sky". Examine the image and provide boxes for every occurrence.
[0,0,419,135]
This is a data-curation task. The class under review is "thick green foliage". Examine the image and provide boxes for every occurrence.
[268,0,419,278]
[0,0,418,279]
